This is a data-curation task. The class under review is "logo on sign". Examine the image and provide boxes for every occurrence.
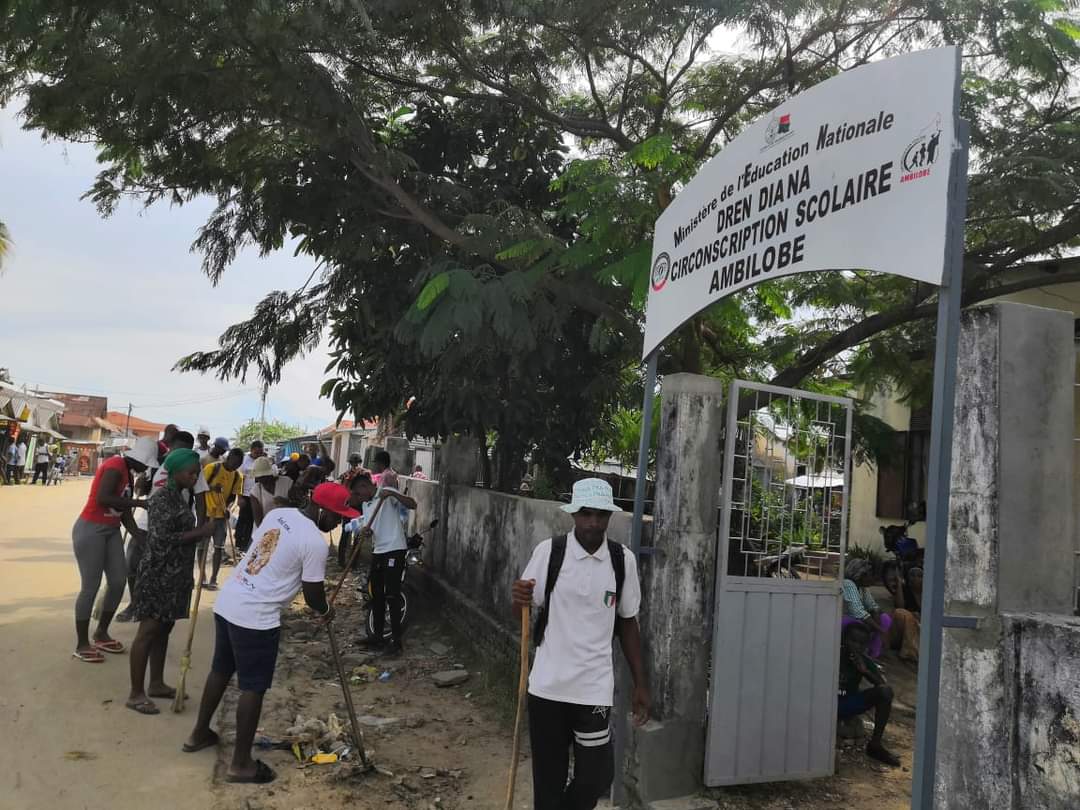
[651,252,671,292]
[900,114,943,183]
[763,112,794,151]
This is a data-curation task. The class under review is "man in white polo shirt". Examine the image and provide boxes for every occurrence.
[512,478,651,810]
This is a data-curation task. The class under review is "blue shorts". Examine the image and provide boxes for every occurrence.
[837,690,873,718]
[211,614,281,693]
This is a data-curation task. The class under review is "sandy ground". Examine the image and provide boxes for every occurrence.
[0,477,914,810]
[0,479,221,810]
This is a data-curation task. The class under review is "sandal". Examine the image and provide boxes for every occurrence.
[226,760,276,784]
[72,649,105,664]
[183,730,220,753]
[125,698,160,715]
[93,639,125,654]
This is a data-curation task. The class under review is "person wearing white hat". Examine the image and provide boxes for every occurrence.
[511,478,651,810]
[70,437,156,663]
[195,427,212,464]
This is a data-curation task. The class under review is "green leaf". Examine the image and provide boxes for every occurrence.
[415,272,450,311]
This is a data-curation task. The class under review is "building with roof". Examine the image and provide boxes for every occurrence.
[105,411,166,439]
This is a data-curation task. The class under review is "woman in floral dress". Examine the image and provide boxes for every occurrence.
[126,449,215,714]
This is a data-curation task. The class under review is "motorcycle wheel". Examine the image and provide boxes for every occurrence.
[367,590,409,640]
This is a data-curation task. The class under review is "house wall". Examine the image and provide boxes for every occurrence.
[847,393,926,553]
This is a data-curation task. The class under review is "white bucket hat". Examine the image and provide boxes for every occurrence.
[561,478,623,514]
[124,436,159,468]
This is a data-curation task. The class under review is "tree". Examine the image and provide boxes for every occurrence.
[233,418,304,449]
[2,0,1077,489]
[0,220,10,273]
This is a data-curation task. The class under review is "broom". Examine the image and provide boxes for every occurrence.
[173,547,207,713]
[326,617,372,769]
[504,604,530,810]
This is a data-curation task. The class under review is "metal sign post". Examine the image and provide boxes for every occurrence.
[911,119,969,810]
[629,351,658,556]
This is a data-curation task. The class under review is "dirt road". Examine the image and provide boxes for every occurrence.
[0,480,220,810]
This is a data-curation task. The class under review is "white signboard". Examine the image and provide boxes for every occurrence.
[643,47,958,359]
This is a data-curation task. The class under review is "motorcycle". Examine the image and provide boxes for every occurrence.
[362,518,439,641]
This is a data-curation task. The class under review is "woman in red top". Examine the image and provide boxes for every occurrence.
[71,437,156,663]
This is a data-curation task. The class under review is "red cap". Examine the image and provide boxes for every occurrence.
[312,482,360,519]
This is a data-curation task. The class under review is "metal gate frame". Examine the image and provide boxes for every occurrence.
[704,379,853,786]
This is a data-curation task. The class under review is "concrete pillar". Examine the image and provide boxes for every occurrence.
[623,373,725,804]
[937,303,1075,809]
[429,436,481,573]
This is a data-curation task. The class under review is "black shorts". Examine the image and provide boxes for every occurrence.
[211,614,281,693]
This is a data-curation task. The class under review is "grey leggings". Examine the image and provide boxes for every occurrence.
[72,518,127,621]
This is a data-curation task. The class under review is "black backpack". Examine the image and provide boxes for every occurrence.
[533,534,626,647]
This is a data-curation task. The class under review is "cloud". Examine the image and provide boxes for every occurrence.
[1,104,339,438]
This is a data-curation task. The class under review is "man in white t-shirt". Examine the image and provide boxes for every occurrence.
[235,440,267,554]
[512,478,651,810]
[183,481,358,785]
[195,426,213,463]
[352,470,416,655]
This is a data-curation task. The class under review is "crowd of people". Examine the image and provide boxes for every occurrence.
[67,425,434,784]
[3,436,76,485]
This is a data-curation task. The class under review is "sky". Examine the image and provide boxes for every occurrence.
[0,103,340,440]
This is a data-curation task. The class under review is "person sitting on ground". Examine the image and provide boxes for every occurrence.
[183,482,358,784]
[838,622,901,767]
[355,470,417,655]
[841,558,892,659]
[126,450,216,715]
[202,447,245,591]
[70,437,156,663]
[882,561,920,663]
[249,456,291,530]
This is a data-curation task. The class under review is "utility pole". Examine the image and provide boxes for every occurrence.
[258,386,267,443]
[125,403,132,438]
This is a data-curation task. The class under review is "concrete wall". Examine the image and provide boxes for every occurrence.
[847,392,927,553]
[937,303,1080,810]
[406,473,647,661]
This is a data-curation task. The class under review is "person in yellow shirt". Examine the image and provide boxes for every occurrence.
[202,447,244,590]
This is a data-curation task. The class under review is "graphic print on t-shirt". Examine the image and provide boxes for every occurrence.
[246,528,281,575]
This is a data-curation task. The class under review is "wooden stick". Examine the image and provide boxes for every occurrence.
[328,495,387,609]
[504,604,530,810]
[326,618,371,768]
[173,547,207,713]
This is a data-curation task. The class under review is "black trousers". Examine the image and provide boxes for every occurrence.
[235,496,254,553]
[368,549,406,642]
[528,695,614,810]
[32,462,49,484]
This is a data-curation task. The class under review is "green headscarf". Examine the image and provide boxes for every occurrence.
[162,448,202,487]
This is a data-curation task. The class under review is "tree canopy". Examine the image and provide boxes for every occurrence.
[232,417,305,448]
[2,0,1078,489]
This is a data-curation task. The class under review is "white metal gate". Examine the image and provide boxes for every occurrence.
[705,380,853,786]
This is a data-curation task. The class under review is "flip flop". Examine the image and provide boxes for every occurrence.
[146,686,184,699]
[182,730,220,753]
[72,649,105,664]
[93,639,125,654]
[126,699,160,715]
[226,760,276,784]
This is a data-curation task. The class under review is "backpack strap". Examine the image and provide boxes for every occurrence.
[608,540,626,637]
[207,462,222,487]
[533,535,568,648]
